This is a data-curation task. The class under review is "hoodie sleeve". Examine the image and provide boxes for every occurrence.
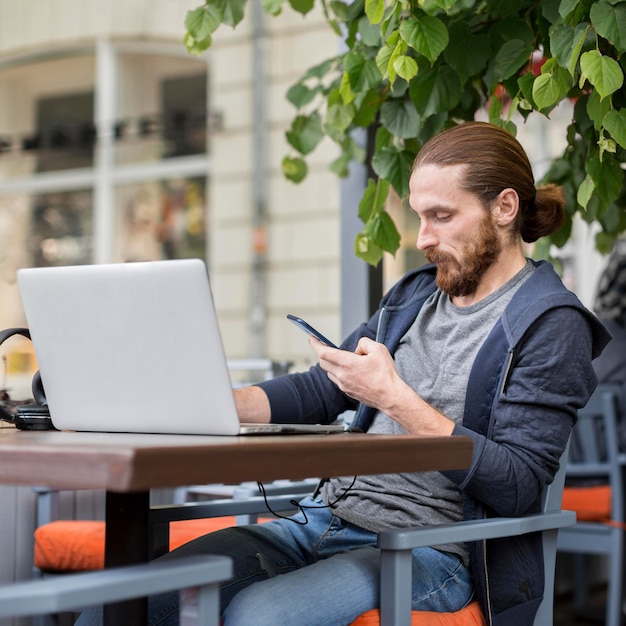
[445,305,601,516]
[256,318,378,424]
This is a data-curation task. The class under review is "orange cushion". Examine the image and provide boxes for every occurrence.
[562,485,611,521]
[34,516,271,572]
[350,599,486,625]
[35,520,106,571]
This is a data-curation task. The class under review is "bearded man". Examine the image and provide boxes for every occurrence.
[76,122,611,626]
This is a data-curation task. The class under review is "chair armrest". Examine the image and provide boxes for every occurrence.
[0,554,232,623]
[377,510,576,550]
[377,510,575,626]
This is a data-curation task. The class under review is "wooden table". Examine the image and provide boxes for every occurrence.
[0,428,473,624]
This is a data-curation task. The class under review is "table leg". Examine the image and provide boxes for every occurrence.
[103,490,150,626]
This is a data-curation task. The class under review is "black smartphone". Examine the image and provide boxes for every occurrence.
[287,315,338,349]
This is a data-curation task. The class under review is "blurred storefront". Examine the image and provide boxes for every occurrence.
[0,0,343,395]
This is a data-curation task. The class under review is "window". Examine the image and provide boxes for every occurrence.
[35,92,94,173]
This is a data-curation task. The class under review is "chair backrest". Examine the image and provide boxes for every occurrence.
[565,384,624,522]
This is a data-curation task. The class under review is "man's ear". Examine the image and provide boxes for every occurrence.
[492,188,519,226]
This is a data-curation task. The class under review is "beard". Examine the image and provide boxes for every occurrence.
[425,213,502,298]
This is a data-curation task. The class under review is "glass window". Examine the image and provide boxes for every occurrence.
[30,190,93,266]
[36,92,95,173]
[161,74,207,158]
[114,177,206,263]
[115,54,207,165]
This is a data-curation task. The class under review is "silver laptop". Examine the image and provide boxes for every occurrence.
[17,259,345,436]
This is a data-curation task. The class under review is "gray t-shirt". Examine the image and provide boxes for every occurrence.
[321,260,534,561]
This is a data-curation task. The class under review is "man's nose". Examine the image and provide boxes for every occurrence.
[416,224,436,251]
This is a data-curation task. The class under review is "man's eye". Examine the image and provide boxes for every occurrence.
[435,213,451,222]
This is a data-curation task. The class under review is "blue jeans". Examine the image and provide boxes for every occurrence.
[75,495,473,626]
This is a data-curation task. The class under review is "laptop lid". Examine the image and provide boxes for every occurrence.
[17,259,242,435]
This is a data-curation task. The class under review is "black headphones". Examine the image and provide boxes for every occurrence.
[0,328,51,429]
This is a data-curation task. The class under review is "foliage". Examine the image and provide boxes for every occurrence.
[185,0,626,266]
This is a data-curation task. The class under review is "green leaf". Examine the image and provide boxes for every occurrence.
[325,102,356,134]
[289,0,314,13]
[262,0,285,15]
[358,178,390,222]
[375,44,394,79]
[301,58,337,80]
[398,16,449,64]
[559,0,580,21]
[185,5,222,40]
[604,108,626,149]
[430,0,457,11]
[517,72,536,108]
[363,211,401,256]
[329,1,350,20]
[339,71,356,105]
[576,174,594,209]
[444,22,491,85]
[365,0,385,24]
[490,16,534,47]
[358,15,382,46]
[393,55,418,82]
[493,39,532,82]
[344,50,383,91]
[282,156,308,183]
[212,0,246,27]
[586,153,623,207]
[372,147,414,197]
[580,50,624,98]
[596,230,617,255]
[586,89,612,131]
[353,89,382,127]
[330,153,351,177]
[355,232,384,266]
[341,135,367,162]
[285,113,324,155]
[380,99,421,139]
[590,0,626,51]
[532,61,573,110]
[409,64,461,116]
[286,83,320,108]
[598,132,616,161]
[183,32,212,56]
[549,22,590,77]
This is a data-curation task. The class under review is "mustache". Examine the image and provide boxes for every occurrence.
[425,249,455,265]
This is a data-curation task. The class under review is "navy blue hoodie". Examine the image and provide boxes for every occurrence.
[260,260,611,625]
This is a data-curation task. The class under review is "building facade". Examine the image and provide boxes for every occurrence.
[0,0,346,394]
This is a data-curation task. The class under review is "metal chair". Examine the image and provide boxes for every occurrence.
[0,554,231,625]
[351,439,575,626]
[557,384,626,626]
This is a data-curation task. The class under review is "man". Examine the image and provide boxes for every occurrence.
[76,121,610,626]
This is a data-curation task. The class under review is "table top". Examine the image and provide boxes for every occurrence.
[0,427,473,492]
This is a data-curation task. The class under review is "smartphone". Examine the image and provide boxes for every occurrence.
[287,315,338,349]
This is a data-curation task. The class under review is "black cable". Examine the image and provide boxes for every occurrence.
[256,476,358,525]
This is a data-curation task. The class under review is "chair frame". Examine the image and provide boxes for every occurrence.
[0,554,231,625]
[557,384,626,626]
[375,441,574,626]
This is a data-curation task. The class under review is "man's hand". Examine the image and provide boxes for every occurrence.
[310,336,400,410]
[309,336,454,436]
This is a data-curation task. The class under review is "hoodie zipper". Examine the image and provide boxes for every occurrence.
[375,306,386,342]
[482,348,515,625]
